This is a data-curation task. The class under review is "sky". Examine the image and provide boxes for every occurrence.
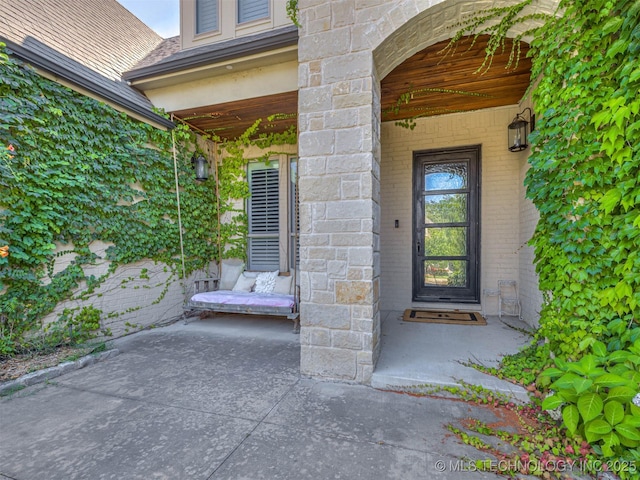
[117,0,180,38]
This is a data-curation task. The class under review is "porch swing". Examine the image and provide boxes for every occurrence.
[171,127,300,333]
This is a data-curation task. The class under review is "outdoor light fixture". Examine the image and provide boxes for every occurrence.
[191,153,209,181]
[508,107,535,152]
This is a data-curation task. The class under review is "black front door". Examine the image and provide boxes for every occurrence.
[413,146,480,303]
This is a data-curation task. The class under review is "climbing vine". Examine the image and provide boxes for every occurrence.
[0,43,298,357]
[0,45,223,355]
[447,0,639,470]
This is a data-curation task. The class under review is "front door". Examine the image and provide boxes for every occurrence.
[413,146,480,303]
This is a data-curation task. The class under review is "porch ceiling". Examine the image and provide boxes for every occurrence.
[171,35,531,141]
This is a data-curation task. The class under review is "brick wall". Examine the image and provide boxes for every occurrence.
[380,105,527,315]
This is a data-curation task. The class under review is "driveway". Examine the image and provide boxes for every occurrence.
[1,315,514,479]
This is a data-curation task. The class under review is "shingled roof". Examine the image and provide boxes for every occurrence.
[0,0,173,128]
[124,25,298,82]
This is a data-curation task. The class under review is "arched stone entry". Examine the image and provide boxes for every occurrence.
[297,0,558,384]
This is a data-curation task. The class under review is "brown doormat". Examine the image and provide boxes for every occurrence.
[402,309,486,325]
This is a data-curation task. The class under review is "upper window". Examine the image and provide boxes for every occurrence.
[237,0,269,24]
[196,0,219,34]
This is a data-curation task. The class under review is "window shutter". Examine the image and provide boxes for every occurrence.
[237,0,269,24]
[196,0,218,34]
[248,164,279,270]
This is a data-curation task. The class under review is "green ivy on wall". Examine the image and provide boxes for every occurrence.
[0,45,225,355]
[0,43,298,356]
[525,0,639,356]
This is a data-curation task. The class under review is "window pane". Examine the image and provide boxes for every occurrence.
[196,0,218,34]
[424,227,467,257]
[238,0,269,23]
[424,194,467,224]
[424,162,467,191]
[423,260,467,287]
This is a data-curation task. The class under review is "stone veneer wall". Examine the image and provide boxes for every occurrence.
[297,0,559,383]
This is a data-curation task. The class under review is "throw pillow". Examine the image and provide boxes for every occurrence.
[219,259,244,290]
[254,270,279,294]
[273,275,293,295]
[232,273,256,292]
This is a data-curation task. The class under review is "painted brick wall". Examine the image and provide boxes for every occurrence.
[41,241,216,339]
[380,105,534,316]
[519,158,543,327]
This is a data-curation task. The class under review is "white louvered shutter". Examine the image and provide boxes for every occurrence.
[248,163,279,270]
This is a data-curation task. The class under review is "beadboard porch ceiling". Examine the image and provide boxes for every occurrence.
[172,35,531,140]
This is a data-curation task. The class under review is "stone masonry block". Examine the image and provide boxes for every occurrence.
[327,260,347,277]
[330,234,371,246]
[336,281,372,305]
[299,176,341,201]
[313,219,362,234]
[326,153,370,174]
[326,200,371,219]
[335,127,364,154]
[323,51,373,83]
[299,130,335,156]
[332,330,363,350]
[298,28,351,62]
[300,345,357,380]
[299,86,332,114]
[301,303,351,329]
[333,92,372,110]
[311,290,337,304]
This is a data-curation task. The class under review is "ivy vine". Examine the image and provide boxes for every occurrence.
[0,43,298,356]
[0,46,219,355]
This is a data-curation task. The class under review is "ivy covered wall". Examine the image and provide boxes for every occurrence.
[0,46,226,355]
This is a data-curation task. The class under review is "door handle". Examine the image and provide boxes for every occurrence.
[416,241,421,253]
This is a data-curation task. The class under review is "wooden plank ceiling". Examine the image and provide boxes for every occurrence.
[172,35,531,140]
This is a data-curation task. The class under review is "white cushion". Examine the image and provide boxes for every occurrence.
[232,273,256,292]
[219,259,244,290]
[273,275,293,295]
[254,270,279,294]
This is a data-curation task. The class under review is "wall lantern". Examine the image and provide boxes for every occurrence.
[191,153,209,181]
[508,107,535,152]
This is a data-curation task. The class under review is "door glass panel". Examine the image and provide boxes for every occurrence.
[424,227,467,257]
[424,194,467,224]
[424,260,467,287]
[424,163,467,191]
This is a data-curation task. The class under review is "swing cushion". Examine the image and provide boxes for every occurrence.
[190,290,295,308]
[273,275,293,295]
[219,259,244,290]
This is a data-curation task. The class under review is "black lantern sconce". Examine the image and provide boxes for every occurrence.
[508,107,535,152]
[191,153,209,181]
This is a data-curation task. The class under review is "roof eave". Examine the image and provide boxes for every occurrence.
[123,25,298,82]
[2,38,175,130]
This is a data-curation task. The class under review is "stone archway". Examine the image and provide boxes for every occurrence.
[296,0,557,384]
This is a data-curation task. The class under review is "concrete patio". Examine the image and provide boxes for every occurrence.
[373,310,531,400]
[0,314,532,480]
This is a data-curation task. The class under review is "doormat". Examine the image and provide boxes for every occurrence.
[402,309,486,325]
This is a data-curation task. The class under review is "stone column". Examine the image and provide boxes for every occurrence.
[297,0,381,383]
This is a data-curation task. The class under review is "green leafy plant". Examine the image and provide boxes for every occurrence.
[539,330,640,459]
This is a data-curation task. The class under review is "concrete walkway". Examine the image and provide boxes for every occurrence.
[2,315,522,480]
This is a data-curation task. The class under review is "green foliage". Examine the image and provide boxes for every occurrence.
[0,46,227,354]
[0,44,297,356]
[539,326,640,460]
[285,0,300,28]
[525,0,640,358]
